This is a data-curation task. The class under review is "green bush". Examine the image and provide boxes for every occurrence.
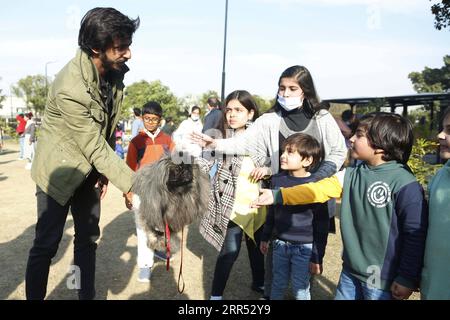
[0,118,18,139]
[408,138,442,191]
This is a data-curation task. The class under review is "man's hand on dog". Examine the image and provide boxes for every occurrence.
[124,192,133,210]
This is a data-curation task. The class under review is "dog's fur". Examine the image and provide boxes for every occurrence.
[132,156,210,252]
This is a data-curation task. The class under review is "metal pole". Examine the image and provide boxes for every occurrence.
[220,0,229,104]
[10,86,13,120]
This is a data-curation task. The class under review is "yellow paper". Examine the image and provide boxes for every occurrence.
[230,157,267,242]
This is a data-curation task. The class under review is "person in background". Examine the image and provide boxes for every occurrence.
[16,113,27,160]
[341,109,358,135]
[115,136,125,159]
[131,107,144,138]
[173,106,203,157]
[202,97,223,136]
[115,123,124,139]
[23,112,36,170]
[161,117,176,136]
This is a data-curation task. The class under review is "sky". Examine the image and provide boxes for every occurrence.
[0,0,448,101]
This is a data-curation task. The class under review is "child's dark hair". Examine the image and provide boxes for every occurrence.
[357,112,413,164]
[142,101,162,117]
[282,133,323,171]
[116,136,122,142]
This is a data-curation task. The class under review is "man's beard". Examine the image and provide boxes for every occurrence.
[100,53,126,73]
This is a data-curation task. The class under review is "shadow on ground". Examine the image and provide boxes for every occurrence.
[0,220,74,299]
[46,211,136,299]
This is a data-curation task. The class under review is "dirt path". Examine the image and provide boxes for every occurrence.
[0,141,418,300]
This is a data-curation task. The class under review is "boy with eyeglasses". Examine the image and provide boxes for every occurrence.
[125,101,175,282]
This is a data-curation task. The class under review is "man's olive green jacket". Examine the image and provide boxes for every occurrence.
[31,49,134,205]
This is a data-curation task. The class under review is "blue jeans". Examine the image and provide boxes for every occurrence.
[335,268,393,300]
[271,239,312,300]
[19,135,25,158]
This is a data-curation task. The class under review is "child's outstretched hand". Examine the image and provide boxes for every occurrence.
[390,281,413,300]
[190,132,216,148]
[260,241,269,255]
[251,189,274,208]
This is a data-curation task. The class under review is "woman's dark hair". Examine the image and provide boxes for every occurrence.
[222,90,260,137]
[190,106,201,115]
[282,133,323,171]
[357,112,414,164]
[269,65,322,117]
[142,101,163,117]
[78,7,140,55]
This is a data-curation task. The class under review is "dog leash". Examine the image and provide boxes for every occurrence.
[165,221,171,271]
[164,222,185,294]
[177,227,185,294]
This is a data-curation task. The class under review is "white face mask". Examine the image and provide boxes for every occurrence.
[277,94,303,111]
[191,115,200,121]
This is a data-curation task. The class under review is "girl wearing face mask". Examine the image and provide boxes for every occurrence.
[196,90,269,300]
[191,65,347,298]
[173,105,203,156]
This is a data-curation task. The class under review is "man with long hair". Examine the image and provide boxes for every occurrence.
[26,7,140,300]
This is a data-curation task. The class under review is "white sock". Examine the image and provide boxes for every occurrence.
[210,295,223,300]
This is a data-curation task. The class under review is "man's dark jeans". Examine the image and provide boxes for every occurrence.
[25,172,101,300]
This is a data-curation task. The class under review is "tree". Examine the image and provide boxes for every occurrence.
[0,77,5,109]
[408,55,450,93]
[122,80,183,122]
[0,89,5,110]
[178,94,201,118]
[12,75,48,113]
[253,95,274,115]
[430,0,450,30]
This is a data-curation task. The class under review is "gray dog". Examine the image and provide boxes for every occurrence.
[132,156,210,252]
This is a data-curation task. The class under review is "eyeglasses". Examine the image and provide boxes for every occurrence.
[143,117,160,123]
